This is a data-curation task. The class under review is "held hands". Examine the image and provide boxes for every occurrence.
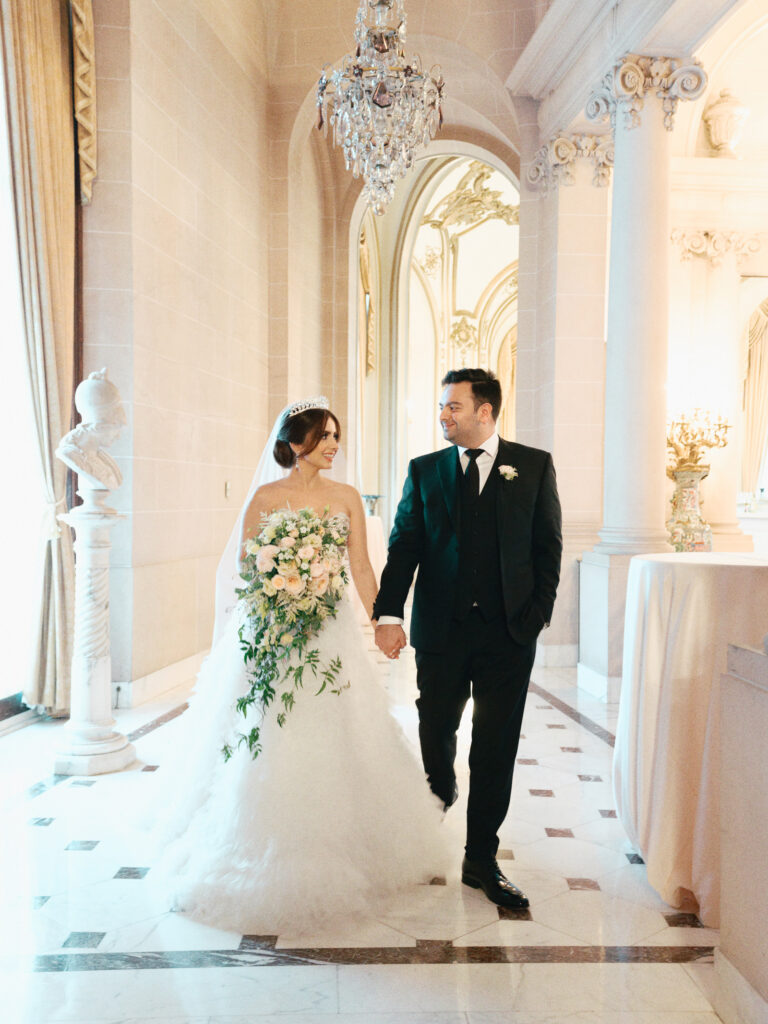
[374,622,408,660]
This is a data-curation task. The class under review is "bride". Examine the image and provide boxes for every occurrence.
[150,397,449,934]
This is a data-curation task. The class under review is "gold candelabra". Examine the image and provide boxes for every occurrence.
[666,409,730,477]
[666,410,730,552]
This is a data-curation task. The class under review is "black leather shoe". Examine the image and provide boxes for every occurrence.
[461,856,529,909]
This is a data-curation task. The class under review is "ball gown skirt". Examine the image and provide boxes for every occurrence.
[147,591,450,934]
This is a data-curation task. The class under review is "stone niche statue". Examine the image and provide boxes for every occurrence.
[56,368,126,493]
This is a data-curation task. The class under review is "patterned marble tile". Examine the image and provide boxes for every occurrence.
[113,867,150,879]
[336,962,714,1013]
[664,912,704,928]
[532,891,668,947]
[62,931,105,949]
[1,663,725,1021]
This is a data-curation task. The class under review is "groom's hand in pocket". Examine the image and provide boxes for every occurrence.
[374,623,407,660]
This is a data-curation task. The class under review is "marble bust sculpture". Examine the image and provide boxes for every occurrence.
[56,368,126,491]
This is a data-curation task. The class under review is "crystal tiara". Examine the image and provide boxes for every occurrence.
[286,396,330,418]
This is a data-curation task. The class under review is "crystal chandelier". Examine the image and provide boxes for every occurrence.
[317,0,444,215]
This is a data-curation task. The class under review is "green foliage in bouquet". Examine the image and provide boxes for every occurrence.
[222,507,350,761]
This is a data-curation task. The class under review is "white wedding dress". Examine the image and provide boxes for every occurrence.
[149,514,449,934]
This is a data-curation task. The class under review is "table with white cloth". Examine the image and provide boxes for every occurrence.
[614,552,768,928]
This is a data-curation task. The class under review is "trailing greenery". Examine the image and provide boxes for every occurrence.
[222,508,349,761]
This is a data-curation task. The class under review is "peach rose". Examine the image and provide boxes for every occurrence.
[297,545,315,561]
[283,572,305,596]
[272,574,285,590]
[279,536,296,549]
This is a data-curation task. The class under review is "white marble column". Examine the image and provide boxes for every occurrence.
[55,494,134,774]
[55,370,135,775]
[524,132,613,667]
[578,56,707,699]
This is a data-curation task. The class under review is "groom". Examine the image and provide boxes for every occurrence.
[373,368,562,908]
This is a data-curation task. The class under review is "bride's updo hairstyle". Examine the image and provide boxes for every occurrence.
[273,405,341,469]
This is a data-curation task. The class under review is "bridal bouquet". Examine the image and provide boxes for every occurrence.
[222,507,350,761]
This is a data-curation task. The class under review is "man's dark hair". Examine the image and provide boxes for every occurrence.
[441,368,502,421]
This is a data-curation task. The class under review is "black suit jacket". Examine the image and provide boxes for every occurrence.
[373,438,562,652]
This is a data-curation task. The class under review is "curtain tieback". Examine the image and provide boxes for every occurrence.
[45,496,68,540]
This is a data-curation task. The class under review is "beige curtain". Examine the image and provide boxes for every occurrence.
[1,0,76,714]
[742,299,768,495]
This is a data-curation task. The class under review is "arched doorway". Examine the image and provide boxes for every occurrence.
[350,151,520,528]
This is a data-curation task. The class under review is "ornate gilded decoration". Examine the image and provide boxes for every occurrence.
[671,229,762,267]
[666,410,730,552]
[526,133,614,193]
[359,229,377,374]
[587,54,707,132]
[667,410,730,477]
[450,315,478,360]
[420,245,442,277]
[70,0,97,204]
[423,162,519,232]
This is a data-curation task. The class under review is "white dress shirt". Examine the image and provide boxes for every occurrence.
[377,433,500,626]
[457,432,499,494]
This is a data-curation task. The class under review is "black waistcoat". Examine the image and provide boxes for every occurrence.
[454,457,504,621]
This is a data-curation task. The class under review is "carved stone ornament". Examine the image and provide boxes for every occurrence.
[56,368,126,491]
[526,133,614,193]
[671,229,762,267]
[70,0,98,204]
[703,89,749,158]
[587,54,707,133]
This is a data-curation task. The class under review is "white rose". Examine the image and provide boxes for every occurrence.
[298,545,315,561]
[256,544,279,572]
[279,536,296,549]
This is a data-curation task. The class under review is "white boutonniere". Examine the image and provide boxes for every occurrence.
[498,465,518,481]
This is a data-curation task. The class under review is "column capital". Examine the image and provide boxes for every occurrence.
[526,133,614,193]
[587,54,707,133]
[671,229,763,266]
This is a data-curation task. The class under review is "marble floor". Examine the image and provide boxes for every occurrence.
[0,654,723,1024]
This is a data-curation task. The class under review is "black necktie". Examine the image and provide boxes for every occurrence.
[464,448,483,500]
